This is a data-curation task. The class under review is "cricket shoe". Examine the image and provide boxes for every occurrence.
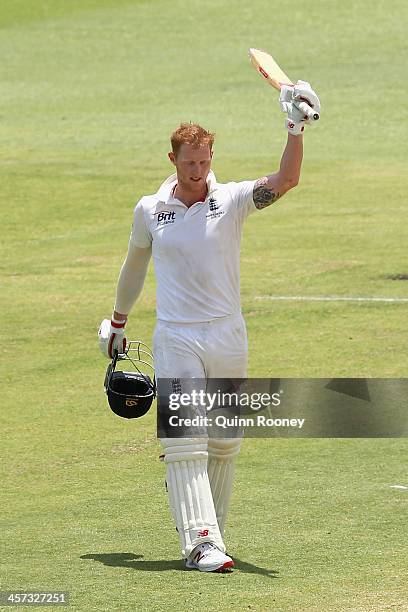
[185,543,234,573]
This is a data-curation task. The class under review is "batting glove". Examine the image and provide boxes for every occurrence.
[98,317,127,359]
[280,81,321,135]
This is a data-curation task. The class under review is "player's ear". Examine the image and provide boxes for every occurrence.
[168,151,176,165]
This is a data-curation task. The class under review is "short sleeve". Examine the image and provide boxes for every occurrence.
[229,180,257,221]
[130,199,152,247]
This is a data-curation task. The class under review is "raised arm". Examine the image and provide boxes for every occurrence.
[253,133,303,209]
[253,79,320,210]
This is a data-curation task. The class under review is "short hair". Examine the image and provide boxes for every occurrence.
[170,123,215,156]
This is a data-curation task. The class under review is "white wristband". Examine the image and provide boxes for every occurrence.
[286,118,305,136]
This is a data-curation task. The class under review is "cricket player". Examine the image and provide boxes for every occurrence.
[99,81,320,572]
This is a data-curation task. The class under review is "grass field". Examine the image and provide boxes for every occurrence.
[1,1,407,610]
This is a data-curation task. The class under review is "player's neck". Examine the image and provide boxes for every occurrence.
[173,183,208,208]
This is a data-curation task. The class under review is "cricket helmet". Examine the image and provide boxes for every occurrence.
[104,340,156,419]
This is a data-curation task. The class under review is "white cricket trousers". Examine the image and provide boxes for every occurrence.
[153,313,247,558]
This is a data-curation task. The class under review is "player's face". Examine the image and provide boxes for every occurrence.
[169,144,213,191]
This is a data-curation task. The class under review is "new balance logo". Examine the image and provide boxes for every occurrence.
[198,529,209,537]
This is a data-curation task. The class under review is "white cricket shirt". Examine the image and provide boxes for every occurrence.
[130,171,257,323]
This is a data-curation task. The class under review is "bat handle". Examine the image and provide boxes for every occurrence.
[297,101,320,121]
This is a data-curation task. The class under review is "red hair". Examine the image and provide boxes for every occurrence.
[170,123,215,156]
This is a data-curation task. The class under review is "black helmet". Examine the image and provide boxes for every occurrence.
[104,341,156,419]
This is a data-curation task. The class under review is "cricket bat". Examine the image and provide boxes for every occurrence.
[248,48,319,121]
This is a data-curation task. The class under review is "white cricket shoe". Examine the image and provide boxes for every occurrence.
[185,543,234,573]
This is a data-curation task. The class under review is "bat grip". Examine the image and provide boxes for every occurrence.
[297,101,320,121]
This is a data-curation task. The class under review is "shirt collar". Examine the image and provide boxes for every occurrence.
[156,171,217,204]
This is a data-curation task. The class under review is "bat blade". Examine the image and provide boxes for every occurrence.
[248,47,320,121]
[248,48,293,91]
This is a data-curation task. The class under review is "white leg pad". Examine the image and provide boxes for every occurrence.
[207,438,242,538]
[161,438,225,558]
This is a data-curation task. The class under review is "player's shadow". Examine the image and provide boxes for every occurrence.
[80,553,278,578]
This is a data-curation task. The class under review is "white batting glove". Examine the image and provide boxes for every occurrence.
[98,317,127,359]
[280,81,321,135]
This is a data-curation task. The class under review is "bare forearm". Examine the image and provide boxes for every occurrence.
[279,133,303,185]
[253,134,303,210]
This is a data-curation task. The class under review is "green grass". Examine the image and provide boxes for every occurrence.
[1,0,408,610]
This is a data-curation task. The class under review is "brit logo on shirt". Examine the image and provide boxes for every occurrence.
[154,210,176,227]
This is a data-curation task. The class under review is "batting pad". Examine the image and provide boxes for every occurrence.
[162,438,225,558]
[207,438,242,537]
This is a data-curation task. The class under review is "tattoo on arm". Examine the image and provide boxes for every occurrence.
[253,177,280,210]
